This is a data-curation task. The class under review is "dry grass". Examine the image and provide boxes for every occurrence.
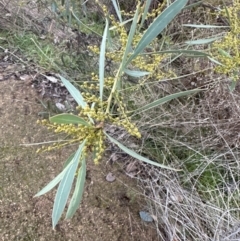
[127,78,240,239]
[120,1,240,240]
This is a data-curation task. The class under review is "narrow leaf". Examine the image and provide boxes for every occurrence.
[124,69,150,77]
[66,158,86,218]
[223,3,231,25]
[162,50,209,56]
[183,24,229,29]
[185,37,221,45]
[121,4,140,66]
[59,75,86,108]
[34,151,77,197]
[109,18,133,30]
[50,114,90,126]
[139,0,152,29]
[183,1,202,9]
[111,0,122,22]
[207,56,223,66]
[218,48,232,58]
[52,141,86,228]
[126,0,188,65]
[63,152,75,169]
[136,89,201,113]
[141,49,209,56]
[99,19,109,100]
[105,133,180,171]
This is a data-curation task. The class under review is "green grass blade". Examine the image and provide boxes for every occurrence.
[111,0,122,22]
[50,114,90,126]
[34,151,76,197]
[185,37,221,45]
[124,69,150,77]
[105,133,180,171]
[71,10,102,37]
[66,158,86,219]
[52,140,86,228]
[126,0,188,65]
[59,75,86,108]
[99,18,109,101]
[135,89,201,113]
[183,24,229,28]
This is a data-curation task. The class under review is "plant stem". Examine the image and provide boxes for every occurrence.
[105,62,124,113]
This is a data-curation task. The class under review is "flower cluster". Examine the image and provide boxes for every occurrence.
[212,1,240,80]
[88,0,173,80]
[37,118,105,164]
[78,72,141,138]
[37,70,141,164]
[37,0,173,164]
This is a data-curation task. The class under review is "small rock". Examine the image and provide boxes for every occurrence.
[44,75,58,83]
[139,211,154,222]
[106,172,116,182]
[56,102,65,111]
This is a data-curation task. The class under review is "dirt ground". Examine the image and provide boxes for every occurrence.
[0,68,158,240]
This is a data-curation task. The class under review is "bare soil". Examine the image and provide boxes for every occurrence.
[0,67,158,240]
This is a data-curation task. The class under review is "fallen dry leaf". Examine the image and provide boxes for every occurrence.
[126,161,138,173]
